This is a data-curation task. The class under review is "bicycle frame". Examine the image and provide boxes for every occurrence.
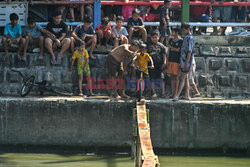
[137,72,145,92]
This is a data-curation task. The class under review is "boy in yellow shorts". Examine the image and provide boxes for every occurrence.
[68,41,93,97]
[132,43,154,98]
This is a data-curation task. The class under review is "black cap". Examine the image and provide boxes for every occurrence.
[139,43,147,49]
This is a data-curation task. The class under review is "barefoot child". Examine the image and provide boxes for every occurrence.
[68,41,93,97]
[173,23,194,101]
[132,43,154,98]
[166,27,183,98]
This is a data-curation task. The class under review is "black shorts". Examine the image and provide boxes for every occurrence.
[106,54,123,77]
[149,67,162,80]
[136,70,150,79]
[132,30,140,37]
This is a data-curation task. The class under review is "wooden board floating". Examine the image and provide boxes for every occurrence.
[136,99,159,167]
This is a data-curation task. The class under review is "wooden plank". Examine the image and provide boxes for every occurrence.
[136,99,159,167]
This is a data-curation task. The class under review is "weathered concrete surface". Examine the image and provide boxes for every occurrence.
[0,97,249,150]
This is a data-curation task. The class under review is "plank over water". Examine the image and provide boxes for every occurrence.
[136,100,159,167]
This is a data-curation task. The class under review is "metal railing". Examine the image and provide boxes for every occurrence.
[31,0,250,6]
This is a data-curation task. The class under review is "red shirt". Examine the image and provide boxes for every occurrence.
[95,24,112,36]
[190,0,211,20]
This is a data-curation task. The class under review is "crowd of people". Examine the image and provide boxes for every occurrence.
[1,0,248,99]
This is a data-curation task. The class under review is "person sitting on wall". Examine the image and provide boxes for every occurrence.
[112,16,129,48]
[44,10,71,64]
[22,17,53,61]
[2,13,25,62]
[96,17,112,48]
[70,16,97,59]
[127,9,147,43]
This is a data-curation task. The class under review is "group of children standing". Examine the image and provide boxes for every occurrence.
[106,22,199,101]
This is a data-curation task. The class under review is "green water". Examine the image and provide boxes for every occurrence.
[0,154,250,167]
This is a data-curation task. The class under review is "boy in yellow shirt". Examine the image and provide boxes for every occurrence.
[132,43,154,98]
[68,41,93,97]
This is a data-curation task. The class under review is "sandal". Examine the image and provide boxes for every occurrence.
[57,56,63,64]
[51,57,57,64]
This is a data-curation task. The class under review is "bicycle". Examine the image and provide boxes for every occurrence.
[134,66,153,102]
[11,68,73,97]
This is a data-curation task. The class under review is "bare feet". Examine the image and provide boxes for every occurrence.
[89,53,96,60]
[115,95,122,100]
[193,93,200,98]
[2,53,8,62]
[178,95,190,100]
[17,54,22,61]
[183,96,191,100]
[167,94,174,99]
[121,94,130,99]
[172,96,178,101]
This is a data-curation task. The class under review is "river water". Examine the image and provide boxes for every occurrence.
[0,153,250,167]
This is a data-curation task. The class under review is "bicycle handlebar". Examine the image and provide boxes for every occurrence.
[134,66,153,72]
[11,68,25,79]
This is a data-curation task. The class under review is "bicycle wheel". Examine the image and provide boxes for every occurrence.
[138,80,144,102]
[52,87,73,96]
[21,76,35,97]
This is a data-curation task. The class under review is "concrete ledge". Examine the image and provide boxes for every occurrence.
[0,97,249,150]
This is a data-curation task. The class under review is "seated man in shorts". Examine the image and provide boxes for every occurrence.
[71,16,97,59]
[22,17,53,61]
[127,9,147,43]
[106,40,140,99]
[2,13,25,61]
[211,0,235,35]
[45,10,71,64]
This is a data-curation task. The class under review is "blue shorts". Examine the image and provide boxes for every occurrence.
[212,6,232,22]
[231,6,246,21]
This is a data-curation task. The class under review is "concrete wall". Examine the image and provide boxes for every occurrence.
[0,97,249,150]
[0,36,250,97]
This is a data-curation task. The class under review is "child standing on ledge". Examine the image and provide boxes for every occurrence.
[173,23,194,101]
[68,41,93,97]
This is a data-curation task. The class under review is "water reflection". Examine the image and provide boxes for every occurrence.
[0,153,250,167]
